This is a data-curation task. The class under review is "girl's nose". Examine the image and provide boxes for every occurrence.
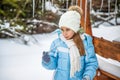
[63,31,67,36]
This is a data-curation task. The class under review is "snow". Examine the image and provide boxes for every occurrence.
[92,25,120,41]
[92,18,120,41]
[0,19,120,80]
[45,1,63,15]
[96,54,120,78]
[0,33,58,80]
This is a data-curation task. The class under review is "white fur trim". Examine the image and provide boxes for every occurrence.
[57,47,69,53]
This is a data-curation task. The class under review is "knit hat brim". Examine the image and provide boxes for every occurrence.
[59,11,81,33]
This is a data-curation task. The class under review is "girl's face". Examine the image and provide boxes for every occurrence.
[61,26,75,40]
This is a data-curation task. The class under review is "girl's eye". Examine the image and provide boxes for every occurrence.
[61,29,70,32]
[61,28,64,32]
[66,28,70,31]
[61,27,70,32]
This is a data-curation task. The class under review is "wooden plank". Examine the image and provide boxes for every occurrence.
[77,0,120,80]
[93,36,120,61]
[95,69,120,80]
[93,37,120,80]
[100,69,120,80]
[113,37,120,43]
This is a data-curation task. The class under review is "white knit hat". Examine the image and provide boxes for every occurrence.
[59,11,81,33]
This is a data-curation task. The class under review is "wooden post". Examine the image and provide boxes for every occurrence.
[77,0,92,36]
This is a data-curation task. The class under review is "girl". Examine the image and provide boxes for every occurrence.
[42,6,98,80]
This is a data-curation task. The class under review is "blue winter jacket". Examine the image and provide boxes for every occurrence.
[42,30,98,80]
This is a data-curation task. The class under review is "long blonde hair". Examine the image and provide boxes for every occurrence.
[68,6,85,55]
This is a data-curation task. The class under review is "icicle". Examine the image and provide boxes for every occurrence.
[108,0,110,15]
[90,0,92,12]
[99,0,104,11]
[62,0,64,3]
[66,0,69,9]
[76,0,78,5]
[33,0,35,18]
[80,0,82,8]
[51,0,53,5]
[71,0,74,5]
[42,0,43,12]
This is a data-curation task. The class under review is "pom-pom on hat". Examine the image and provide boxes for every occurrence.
[59,11,81,33]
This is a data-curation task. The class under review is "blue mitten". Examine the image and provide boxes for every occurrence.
[82,76,90,80]
[42,51,50,63]
[82,78,87,80]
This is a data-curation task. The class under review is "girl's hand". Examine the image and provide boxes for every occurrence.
[82,78,87,80]
[42,51,50,63]
[82,76,90,80]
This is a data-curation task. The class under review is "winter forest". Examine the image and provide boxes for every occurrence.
[0,0,120,80]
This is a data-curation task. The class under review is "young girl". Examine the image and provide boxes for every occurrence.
[42,6,98,80]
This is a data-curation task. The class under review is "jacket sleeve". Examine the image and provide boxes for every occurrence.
[83,35,98,80]
[42,41,58,70]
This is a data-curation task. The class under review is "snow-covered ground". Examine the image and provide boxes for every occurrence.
[92,25,120,41]
[92,18,120,41]
[0,33,57,80]
[0,20,120,80]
